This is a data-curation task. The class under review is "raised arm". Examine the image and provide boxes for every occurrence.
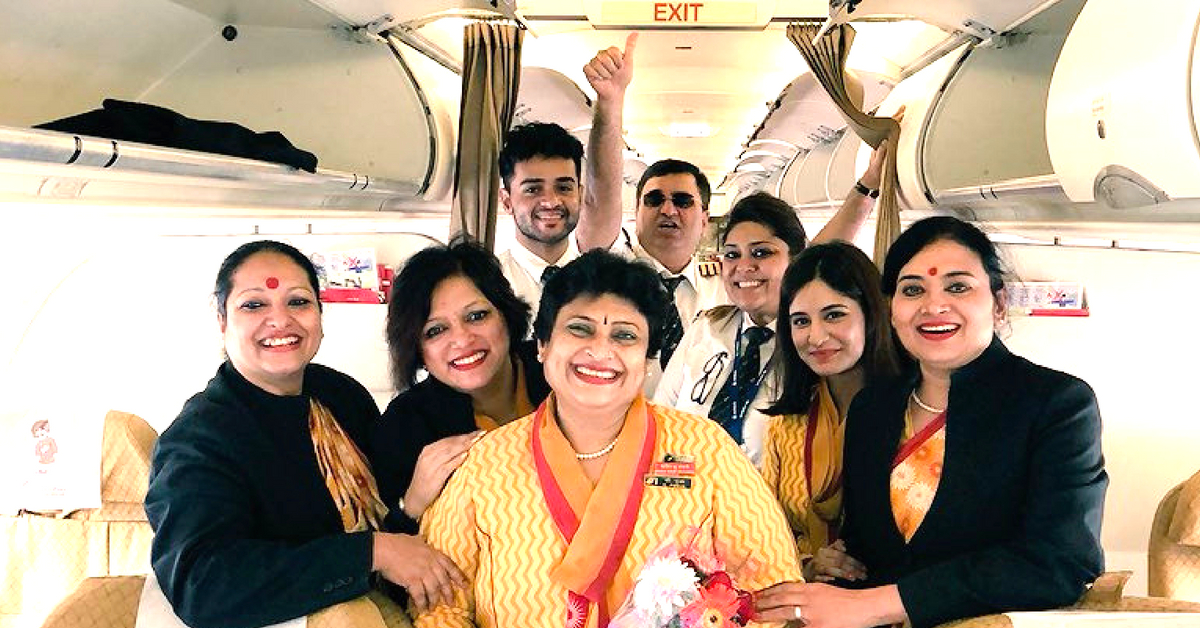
[578,32,638,251]
[812,107,904,245]
[810,138,887,245]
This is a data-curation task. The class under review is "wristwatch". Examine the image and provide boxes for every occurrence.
[854,180,880,198]
[397,496,419,522]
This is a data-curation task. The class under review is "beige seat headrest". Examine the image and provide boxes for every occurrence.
[1168,469,1200,546]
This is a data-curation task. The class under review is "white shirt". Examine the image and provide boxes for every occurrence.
[653,309,779,467]
[496,237,582,323]
[611,229,729,395]
[618,234,728,327]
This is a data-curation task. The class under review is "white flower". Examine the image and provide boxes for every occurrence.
[632,556,700,621]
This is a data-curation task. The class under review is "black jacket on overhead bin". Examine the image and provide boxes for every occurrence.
[371,340,550,534]
[840,337,1108,628]
[145,362,380,628]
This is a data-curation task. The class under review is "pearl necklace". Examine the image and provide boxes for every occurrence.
[575,437,619,460]
[910,390,946,414]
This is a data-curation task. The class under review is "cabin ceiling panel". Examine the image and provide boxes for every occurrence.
[169,0,515,29]
[831,0,1060,40]
[168,0,344,28]
[0,0,216,128]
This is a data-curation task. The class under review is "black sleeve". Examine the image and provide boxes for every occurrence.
[145,406,374,628]
[371,393,434,534]
[896,377,1108,628]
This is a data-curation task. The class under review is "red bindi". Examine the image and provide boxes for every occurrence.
[927,267,938,276]
[265,277,279,289]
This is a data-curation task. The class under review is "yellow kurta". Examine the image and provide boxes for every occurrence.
[415,401,801,628]
[760,381,845,558]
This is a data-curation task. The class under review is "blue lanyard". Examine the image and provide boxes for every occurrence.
[729,314,770,424]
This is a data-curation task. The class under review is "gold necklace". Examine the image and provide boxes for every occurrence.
[910,390,946,414]
[575,436,619,460]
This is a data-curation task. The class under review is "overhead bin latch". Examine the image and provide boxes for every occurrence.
[347,14,398,43]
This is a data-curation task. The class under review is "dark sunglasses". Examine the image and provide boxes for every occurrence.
[642,190,697,210]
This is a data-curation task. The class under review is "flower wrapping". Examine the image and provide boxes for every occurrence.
[610,533,756,628]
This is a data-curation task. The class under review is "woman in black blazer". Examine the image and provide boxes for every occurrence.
[756,217,1107,628]
[372,238,550,533]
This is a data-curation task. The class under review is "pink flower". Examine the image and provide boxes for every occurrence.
[679,579,741,628]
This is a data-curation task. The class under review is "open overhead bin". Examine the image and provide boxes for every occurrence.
[0,0,476,210]
[1046,0,1200,209]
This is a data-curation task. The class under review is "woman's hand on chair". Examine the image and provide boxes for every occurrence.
[403,431,483,520]
[372,533,466,613]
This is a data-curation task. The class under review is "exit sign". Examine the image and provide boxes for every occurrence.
[593,1,763,27]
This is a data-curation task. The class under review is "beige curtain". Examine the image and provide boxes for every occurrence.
[787,21,901,267]
[450,21,524,250]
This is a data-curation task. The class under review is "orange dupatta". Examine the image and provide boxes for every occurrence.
[531,394,657,628]
[800,380,846,553]
[889,408,946,542]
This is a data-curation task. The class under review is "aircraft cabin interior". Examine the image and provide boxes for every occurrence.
[2,0,1200,626]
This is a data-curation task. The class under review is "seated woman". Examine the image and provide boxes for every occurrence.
[759,242,902,580]
[756,217,1108,628]
[372,238,549,530]
[414,250,801,628]
[652,192,807,465]
[145,241,463,628]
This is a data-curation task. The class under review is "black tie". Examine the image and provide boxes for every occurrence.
[658,275,686,369]
[540,265,560,286]
[709,325,774,444]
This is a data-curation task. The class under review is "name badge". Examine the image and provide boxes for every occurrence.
[645,453,695,489]
[645,475,693,489]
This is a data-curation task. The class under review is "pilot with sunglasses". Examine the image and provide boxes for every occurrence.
[582,33,891,395]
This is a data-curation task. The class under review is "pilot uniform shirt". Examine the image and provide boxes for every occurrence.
[615,230,728,394]
[496,236,583,322]
[653,308,778,467]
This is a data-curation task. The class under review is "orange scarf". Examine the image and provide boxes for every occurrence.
[308,398,388,532]
[800,380,846,554]
[889,408,946,542]
[531,394,657,628]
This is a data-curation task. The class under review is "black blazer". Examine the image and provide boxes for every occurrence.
[841,337,1107,628]
[146,363,379,628]
[371,340,550,532]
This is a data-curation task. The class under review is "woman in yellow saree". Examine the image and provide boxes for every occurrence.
[414,250,802,628]
[759,241,902,580]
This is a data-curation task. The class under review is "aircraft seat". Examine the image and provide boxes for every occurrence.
[40,577,413,628]
[1,410,155,628]
[1149,469,1200,602]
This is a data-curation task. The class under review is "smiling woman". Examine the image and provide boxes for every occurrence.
[413,250,802,628]
[145,240,464,628]
[652,192,807,465]
[372,238,549,533]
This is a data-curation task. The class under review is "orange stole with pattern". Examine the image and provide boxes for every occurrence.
[531,395,656,628]
[889,409,947,541]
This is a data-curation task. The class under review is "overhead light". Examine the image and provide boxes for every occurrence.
[660,122,716,138]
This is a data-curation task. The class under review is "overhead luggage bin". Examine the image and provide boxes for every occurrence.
[0,0,464,210]
[1046,0,1200,209]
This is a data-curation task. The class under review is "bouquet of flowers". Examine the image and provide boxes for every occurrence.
[610,534,756,628]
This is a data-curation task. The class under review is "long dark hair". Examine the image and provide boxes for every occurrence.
[385,237,530,390]
[765,241,902,416]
